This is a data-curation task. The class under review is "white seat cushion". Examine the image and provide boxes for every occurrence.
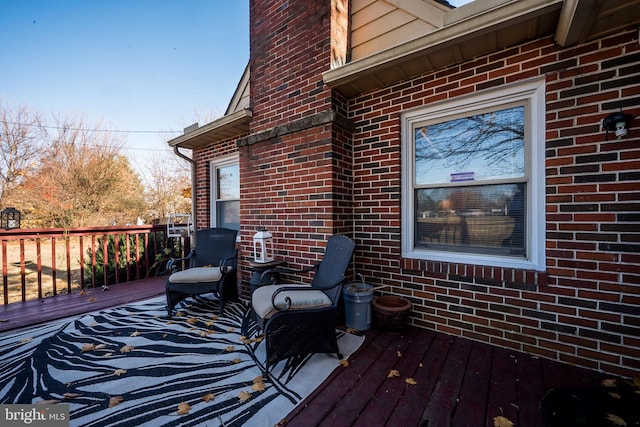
[169,266,222,283]
[252,284,332,319]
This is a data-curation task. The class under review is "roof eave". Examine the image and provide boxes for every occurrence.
[167,108,252,150]
[323,0,564,97]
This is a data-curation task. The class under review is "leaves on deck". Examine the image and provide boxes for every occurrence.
[113,369,127,377]
[203,393,215,402]
[493,415,514,427]
[606,413,627,426]
[109,396,124,408]
[387,370,400,379]
[177,402,191,415]
[252,376,266,392]
[81,343,106,352]
[238,391,252,402]
[405,378,417,385]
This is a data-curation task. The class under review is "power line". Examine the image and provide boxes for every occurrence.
[1,120,182,135]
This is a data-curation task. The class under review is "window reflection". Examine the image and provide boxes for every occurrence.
[415,106,525,185]
[217,164,239,200]
[415,184,526,256]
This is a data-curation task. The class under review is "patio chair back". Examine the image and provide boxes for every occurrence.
[190,228,237,268]
[311,235,356,302]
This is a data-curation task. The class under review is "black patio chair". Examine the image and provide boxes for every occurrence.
[250,235,356,374]
[165,228,238,318]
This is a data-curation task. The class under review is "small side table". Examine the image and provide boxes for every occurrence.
[248,259,286,293]
[242,259,286,335]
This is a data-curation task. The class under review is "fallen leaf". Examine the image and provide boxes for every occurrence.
[203,393,215,402]
[405,378,417,385]
[205,320,215,327]
[493,415,514,427]
[177,402,191,415]
[63,393,82,399]
[130,331,141,337]
[225,346,235,352]
[346,327,358,334]
[339,359,349,367]
[397,351,402,358]
[609,392,622,399]
[252,378,266,392]
[88,297,96,302]
[186,318,198,325]
[233,358,242,364]
[109,396,124,407]
[606,413,627,426]
[113,369,127,376]
[255,335,264,343]
[120,345,135,353]
[162,334,168,339]
[19,337,34,344]
[602,379,618,388]
[81,343,97,352]
[103,352,113,358]
[238,391,251,402]
[228,327,236,333]
[388,370,400,378]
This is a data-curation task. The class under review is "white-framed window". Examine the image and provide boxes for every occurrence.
[210,154,240,231]
[401,78,545,271]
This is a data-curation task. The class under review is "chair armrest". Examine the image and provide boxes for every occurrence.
[259,262,319,282]
[219,249,238,271]
[166,249,195,273]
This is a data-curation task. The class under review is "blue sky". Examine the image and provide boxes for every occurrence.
[0,1,249,177]
[1,0,472,179]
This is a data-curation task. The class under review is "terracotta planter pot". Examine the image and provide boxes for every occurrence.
[372,295,411,331]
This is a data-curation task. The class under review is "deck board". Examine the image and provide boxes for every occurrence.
[485,348,519,427]
[451,341,493,426]
[385,331,452,426]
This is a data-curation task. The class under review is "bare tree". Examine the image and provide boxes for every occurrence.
[0,102,42,207]
[143,151,191,222]
[17,116,147,227]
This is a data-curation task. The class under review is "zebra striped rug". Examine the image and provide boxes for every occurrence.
[0,295,363,426]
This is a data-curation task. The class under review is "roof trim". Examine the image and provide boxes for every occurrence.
[167,108,252,150]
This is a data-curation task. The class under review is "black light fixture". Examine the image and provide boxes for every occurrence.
[602,111,634,140]
[0,207,21,229]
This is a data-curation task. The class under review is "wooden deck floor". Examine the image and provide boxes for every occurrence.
[0,276,166,333]
[0,279,611,426]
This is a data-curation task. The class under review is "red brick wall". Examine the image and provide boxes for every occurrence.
[193,139,238,230]
[238,0,354,296]
[349,30,640,377]
[249,0,334,132]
